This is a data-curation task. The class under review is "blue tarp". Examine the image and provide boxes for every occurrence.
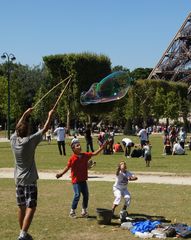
[131,220,161,234]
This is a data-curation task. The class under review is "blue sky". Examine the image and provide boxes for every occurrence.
[1,0,190,70]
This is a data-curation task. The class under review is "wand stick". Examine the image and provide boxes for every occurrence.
[52,77,72,110]
[33,74,72,108]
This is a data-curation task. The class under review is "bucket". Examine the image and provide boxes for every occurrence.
[96,208,113,225]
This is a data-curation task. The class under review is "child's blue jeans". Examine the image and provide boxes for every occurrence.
[72,181,89,210]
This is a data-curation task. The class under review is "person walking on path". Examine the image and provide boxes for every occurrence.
[137,127,148,147]
[137,127,149,157]
[84,124,94,152]
[46,128,52,144]
[54,123,66,156]
[10,107,54,240]
[143,141,152,167]
[178,127,187,149]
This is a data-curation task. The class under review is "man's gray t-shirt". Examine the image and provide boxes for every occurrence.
[10,130,43,185]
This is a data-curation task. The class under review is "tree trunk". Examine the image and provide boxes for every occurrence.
[87,114,91,125]
[183,114,189,132]
[166,118,169,127]
[67,108,70,135]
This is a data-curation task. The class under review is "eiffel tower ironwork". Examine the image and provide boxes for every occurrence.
[148,12,191,86]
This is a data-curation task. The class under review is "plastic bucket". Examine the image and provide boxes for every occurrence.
[96,208,113,225]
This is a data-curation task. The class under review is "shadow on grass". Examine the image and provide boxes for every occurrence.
[88,176,104,179]
[87,215,120,226]
[81,213,171,227]
[75,215,97,220]
[128,213,171,223]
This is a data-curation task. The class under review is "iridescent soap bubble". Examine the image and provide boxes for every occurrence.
[80,71,133,105]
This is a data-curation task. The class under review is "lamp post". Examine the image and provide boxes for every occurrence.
[1,52,16,140]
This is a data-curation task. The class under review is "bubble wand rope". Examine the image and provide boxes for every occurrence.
[52,76,72,110]
[33,74,72,109]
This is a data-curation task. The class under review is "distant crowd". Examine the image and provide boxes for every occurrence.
[43,123,191,160]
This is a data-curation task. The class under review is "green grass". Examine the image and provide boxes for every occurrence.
[1,134,191,174]
[0,179,191,240]
[0,130,7,138]
[1,134,191,239]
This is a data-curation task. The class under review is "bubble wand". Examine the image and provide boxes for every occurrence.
[52,77,72,110]
[33,74,72,109]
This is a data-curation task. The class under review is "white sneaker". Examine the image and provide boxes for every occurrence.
[81,209,88,218]
[69,210,77,218]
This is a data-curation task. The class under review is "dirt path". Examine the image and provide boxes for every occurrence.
[1,168,191,185]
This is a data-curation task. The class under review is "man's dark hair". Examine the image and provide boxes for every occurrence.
[16,122,30,138]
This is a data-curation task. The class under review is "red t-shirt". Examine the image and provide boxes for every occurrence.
[67,152,93,184]
[114,144,122,152]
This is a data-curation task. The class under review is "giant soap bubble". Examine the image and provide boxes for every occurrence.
[80,71,133,105]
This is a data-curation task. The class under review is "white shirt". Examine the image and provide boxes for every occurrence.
[138,129,148,141]
[143,145,151,155]
[173,143,185,155]
[113,171,133,189]
[54,127,65,141]
[122,138,133,147]
[179,130,186,142]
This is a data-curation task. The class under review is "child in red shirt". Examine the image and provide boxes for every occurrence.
[56,138,107,218]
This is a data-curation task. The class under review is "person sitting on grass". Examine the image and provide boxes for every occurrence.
[56,138,108,218]
[189,137,191,150]
[172,141,185,155]
[113,142,123,153]
[130,144,143,158]
[10,107,54,240]
[163,139,172,155]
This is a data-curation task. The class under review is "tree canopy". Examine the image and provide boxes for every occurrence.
[0,53,190,132]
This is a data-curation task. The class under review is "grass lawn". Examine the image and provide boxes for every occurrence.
[1,133,191,174]
[1,134,191,239]
[0,129,7,138]
[0,179,191,240]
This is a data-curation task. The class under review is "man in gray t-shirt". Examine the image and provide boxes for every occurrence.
[11,130,43,186]
[10,107,54,240]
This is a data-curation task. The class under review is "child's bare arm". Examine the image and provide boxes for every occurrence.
[92,141,108,156]
[128,175,138,181]
[56,166,69,179]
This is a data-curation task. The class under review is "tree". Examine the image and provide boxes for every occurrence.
[152,87,166,122]
[123,79,189,128]
[0,63,52,130]
[131,68,152,80]
[0,76,7,128]
[164,91,180,121]
[43,52,112,131]
[112,65,130,73]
